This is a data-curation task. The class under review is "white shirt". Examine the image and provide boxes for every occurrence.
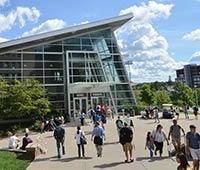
[75,130,85,145]
[152,130,166,142]
[8,135,19,149]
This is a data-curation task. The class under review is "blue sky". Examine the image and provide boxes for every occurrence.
[1,0,200,82]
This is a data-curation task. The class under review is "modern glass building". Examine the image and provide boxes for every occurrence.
[0,13,136,118]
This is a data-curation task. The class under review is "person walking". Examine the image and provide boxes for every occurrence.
[168,119,185,152]
[154,107,160,123]
[119,123,134,163]
[53,122,65,158]
[75,126,86,158]
[124,114,134,128]
[186,125,200,170]
[193,106,199,120]
[152,124,169,157]
[145,131,154,158]
[176,152,191,170]
[92,122,105,157]
[80,109,86,126]
[116,116,123,139]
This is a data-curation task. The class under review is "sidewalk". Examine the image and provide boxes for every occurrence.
[1,115,199,170]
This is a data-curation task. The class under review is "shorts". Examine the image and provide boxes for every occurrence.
[189,148,200,160]
[123,143,133,152]
[172,136,181,145]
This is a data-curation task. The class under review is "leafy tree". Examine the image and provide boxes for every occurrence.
[155,90,171,106]
[140,84,155,106]
[170,82,194,107]
[0,79,51,119]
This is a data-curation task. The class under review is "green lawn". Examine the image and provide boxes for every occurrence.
[0,151,30,170]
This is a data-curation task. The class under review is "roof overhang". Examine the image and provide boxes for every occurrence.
[0,13,133,54]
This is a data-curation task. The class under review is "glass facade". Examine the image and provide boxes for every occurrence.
[0,28,136,117]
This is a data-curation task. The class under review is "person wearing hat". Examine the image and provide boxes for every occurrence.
[91,121,105,157]
[168,119,185,152]
[186,125,200,170]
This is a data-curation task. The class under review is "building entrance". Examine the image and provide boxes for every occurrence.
[73,97,87,116]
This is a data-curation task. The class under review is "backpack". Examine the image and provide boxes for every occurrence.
[54,126,65,140]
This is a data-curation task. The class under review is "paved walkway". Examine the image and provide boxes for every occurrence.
[1,115,200,170]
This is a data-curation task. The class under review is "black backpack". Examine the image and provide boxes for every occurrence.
[54,126,65,140]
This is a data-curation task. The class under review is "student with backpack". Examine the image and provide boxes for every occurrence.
[53,122,65,158]
[75,126,86,158]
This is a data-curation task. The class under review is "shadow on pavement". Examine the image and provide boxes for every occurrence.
[84,131,92,136]
[136,156,170,162]
[34,156,57,162]
[104,141,119,145]
[51,156,93,163]
[93,161,124,169]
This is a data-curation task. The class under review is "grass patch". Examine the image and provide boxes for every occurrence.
[0,151,30,170]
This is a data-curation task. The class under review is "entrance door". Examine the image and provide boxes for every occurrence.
[91,97,98,109]
[74,98,87,116]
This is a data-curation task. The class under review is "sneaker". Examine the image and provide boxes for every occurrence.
[130,159,134,163]
[125,160,128,163]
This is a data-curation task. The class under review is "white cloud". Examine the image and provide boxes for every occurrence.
[0,0,8,6]
[0,6,40,33]
[80,21,89,25]
[116,1,181,83]
[22,19,66,37]
[183,28,200,41]
[189,51,200,63]
[0,37,8,42]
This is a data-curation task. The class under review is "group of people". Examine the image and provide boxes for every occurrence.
[8,132,33,150]
[144,119,200,170]
[142,105,199,122]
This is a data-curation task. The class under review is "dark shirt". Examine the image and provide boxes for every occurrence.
[21,137,33,150]
[120,127,133,143]
[54,126,65,140]
[186,132,200,149]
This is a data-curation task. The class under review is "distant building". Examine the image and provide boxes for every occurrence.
[175,64,200,88]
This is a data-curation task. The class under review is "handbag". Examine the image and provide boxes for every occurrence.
[80,133,87,145]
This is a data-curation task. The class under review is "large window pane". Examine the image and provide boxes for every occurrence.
[44,54,62,61]
[44,62,63,69]
[23,62,43,68]
[45,70,63,76]
[0,53,21,60]
[23,70,43,76]
[45,86,64,93]
[44,44,62,52]
[0,62,21,69]
[23,53,43,61]
[45,77,63,84]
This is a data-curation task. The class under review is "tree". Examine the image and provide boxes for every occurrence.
[155,90,171,107]
[0,79,51,119]
[140,84,155,106]
[170,82,194,107]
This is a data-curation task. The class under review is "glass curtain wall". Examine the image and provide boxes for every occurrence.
[0,28,135,115]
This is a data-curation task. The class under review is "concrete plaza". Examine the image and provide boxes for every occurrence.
[1,115,200,170]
